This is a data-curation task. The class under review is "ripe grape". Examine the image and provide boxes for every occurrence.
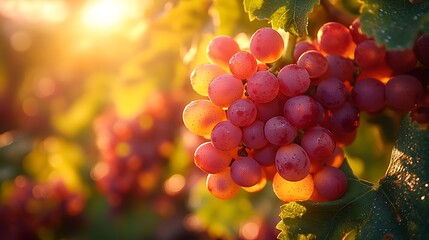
[255,97,281,122]
[283,95,320,129]
[313,166,347,201]
[354,39,386,69]
[414,33,429,67]
[253,143,279,166]
[277,64,311,97]
[246,71,279,103]
[194,142,232,174]
[272,172,314,202]
[227,98,257,127]
[385,74,423,112]
[242,171,267,193]
[321,54,355,82]
[275,143,310,181]
[242,120,268,149]
[317,22,355,58]
[327,101,360,133]
[207,168,241,200]
[208,74,244,108]
[229,51,258,79]
[264,116,297,146]
[386,48,417,74]
[249,27,284,63]
[325,145,345,168]
[352,78,385,112]
[230,157,263,187]
[207,35,240,68]
[297,50,328,78]
[300,126,336,160]
[316,77,348,109]
[190,64,226,96]
[210,120,242,151]
[182,99,226,137]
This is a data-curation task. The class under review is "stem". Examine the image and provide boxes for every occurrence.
[269,33,297,74]
[321,0,356,26]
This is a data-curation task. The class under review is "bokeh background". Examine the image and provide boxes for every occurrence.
[0,0,397,239]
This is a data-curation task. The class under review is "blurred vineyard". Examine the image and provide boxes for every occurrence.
[0,0,398,239]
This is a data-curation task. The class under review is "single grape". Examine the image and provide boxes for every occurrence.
[316,77,347,109]
[190,64,226,96]
[249,27,284,63]
[297,50,328,78]
[206,35,240,69]
[253,143,279,166]
[277,64,311,97]
[354,39,386,69]
[300,126,336,160]
[386,48,417,74]
[208,74,244,108]
[227,98,257,127]
[283,95,320,130]
[352,78,385,112]
[272,172,314,202]
[182,99,226,137]
[210,121,242,151]
[327,101,360,132]
[229,51,258,79]
[313,166,347,201]
[275,143,310,181]
[255,97,281,122]
[207,168,241,200]
[230,157,263,187]
[242,170,267,193]
[264,116,297,146]
[247,71,279,103]
[194,142,231,174]
[331,128,357,147]
[317,22,355,58]
[320,54,355,82]
[385,74,423,112]
[414,33,429,67]
[242,120,268,149]
[293,41,318,62]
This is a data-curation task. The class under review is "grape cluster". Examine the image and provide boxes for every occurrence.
[183,20,429,203]
[0,176,84,239]
[93,91,183,207]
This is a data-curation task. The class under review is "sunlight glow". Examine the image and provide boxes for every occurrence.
[82,0,129,30]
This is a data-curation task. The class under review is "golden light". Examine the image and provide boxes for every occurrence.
[82,0,130,30]
[164,174,186,196]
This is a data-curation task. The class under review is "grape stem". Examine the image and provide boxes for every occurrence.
[269,33,297,73]
[321,0,355,26]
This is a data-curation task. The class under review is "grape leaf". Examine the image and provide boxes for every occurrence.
[277,115,429,239]
[243,0,320,36]
[360,0,429,49]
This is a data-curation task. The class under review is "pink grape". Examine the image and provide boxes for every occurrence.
[283,95,320,129]
[206,35,240,68]
[275,143,310,181]
[316,77,347,109]
[253,143,279,166]
[264,116,297,146]
[386,48,417,74]
[297,50,328,78]
[300,127,336,160]
[354,39,386,69]
[293,41,318,62]
[194,142,231,174]
[352,78,385,112]
[208,74,244,108]
[313,166,347,200]
[247,71,279,103]
[242,120,268,149]
[210,121,242,151]
[182,99,226,137]
[317,22,355,57]
[277,64,311,97]
[327,101,360,132]
[226,98,257,127]
[320,54,355,82]
[385,74,423,112]
[229,51,258,79]
[230,157,263,187]
[190,64,227,96]
[207,168,241,200]
[249,27,284,63]
[255,97,281,122]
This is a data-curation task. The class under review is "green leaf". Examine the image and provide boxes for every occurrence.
[278,115,429,239]
[244,0,320,36]
[360,0,429,49]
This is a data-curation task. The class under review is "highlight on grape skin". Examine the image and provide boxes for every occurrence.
[182,99,226,137]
